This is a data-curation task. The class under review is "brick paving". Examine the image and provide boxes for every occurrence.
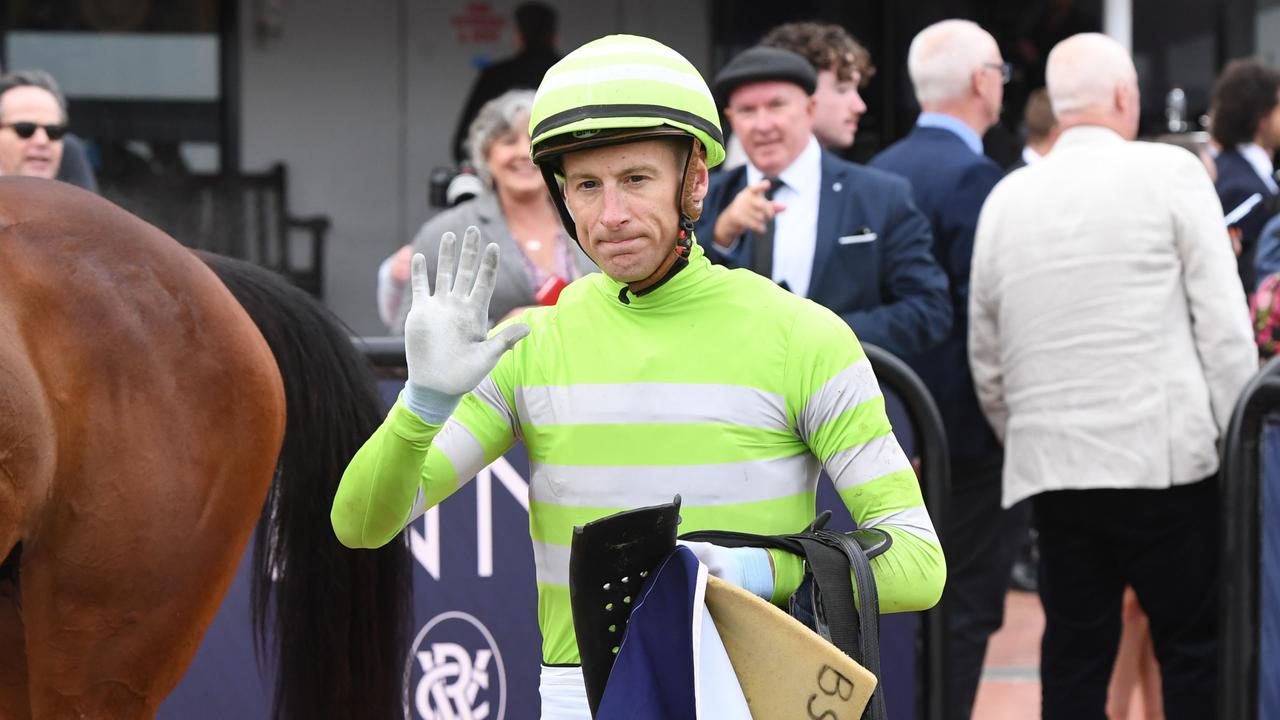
[971,591,1161,720]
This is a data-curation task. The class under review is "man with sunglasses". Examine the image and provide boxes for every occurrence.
[868,20,1011,720]
[0,70,69,181]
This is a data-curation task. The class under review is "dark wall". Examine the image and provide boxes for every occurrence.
[711,0,1253,162]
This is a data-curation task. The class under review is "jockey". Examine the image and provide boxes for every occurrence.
[332,33,945,719]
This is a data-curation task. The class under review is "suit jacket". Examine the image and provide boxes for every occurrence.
[1255,213,1280,281]
[1215,148,1277,291]
[970,126,1256,507]
[393,192,595,333]
[871,125,1005,465]
[56,133,98,193]
[695,149,952,358]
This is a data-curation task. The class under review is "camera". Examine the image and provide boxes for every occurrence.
[428,164,485,209]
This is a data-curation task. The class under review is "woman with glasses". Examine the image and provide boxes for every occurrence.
[379,90,594,331]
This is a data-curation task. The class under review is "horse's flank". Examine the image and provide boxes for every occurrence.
[0,178,410,719]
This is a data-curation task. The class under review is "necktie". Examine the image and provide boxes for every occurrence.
[751,176,784,280]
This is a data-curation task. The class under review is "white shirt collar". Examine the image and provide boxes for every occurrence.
[743,135,822,298]
[746,135,822,197]
[1238,143,1279,194]
[1021,145,1042,166]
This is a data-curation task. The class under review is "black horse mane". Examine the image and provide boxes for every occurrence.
[0,543,19,598]
[199,252,412,720]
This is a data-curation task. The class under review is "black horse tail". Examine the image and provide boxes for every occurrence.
[200,252,411,720]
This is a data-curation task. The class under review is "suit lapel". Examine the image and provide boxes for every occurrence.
[810,151,848,295]
[1228,150,1275,196]
[707,166,750,265]
[729,165,749,196]
[478,194,535,301]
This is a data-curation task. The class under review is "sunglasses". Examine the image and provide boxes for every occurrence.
[1,121,68,140]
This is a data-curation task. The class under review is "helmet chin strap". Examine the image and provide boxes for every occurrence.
[541,163,580,243]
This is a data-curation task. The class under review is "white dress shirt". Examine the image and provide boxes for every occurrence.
[1238,142,1279,194]
[746,135,822,298]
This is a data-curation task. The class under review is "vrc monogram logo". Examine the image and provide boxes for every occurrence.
[404,611,507,720]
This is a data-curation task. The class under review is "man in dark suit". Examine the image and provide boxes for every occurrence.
[868,20,1011,720]
[695,46,951,358]
[1210,58,1280,292]
[450,2,560,164]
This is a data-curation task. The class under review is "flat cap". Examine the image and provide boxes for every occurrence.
[713,46,817,106]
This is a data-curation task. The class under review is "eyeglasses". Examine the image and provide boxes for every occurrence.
[983,62,1012,85]
[1,121,68,140]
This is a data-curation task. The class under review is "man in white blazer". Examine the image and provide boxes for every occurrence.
[968,33,1257,720]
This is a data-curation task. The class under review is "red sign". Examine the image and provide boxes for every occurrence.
[452,1,506,44]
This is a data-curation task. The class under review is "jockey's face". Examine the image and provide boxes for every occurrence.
[560,138,708,290]
[0,86,65,180]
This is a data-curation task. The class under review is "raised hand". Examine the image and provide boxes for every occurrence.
[404,226,530,413]
[712,179,786,247]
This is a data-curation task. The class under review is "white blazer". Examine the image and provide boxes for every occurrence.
[969,125,1257,508]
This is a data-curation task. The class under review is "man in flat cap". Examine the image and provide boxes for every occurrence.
[695,46,951,358]
[760,21,875,153]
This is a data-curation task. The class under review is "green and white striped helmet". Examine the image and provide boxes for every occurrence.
[529,34,725,169]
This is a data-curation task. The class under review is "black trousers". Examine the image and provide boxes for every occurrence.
[1034,478,1219,720]
[942,452,1029,720]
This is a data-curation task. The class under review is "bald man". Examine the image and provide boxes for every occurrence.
[969,33,1255,719]
[869,20,1011,720]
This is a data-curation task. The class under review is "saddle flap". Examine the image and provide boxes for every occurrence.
[705,575,877,719]
[568,496,682,717]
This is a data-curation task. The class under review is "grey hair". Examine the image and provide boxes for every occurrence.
[1046,33,1136,117]
[0,69,68,123]
[466,89,535,186]
[907,19,997,107]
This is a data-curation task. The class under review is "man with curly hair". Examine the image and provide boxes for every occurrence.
[760,21,875,151]
[1210,57,1280,291]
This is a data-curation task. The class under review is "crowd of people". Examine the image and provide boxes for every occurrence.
[356,7,1279,720]
[7,4,1275,718]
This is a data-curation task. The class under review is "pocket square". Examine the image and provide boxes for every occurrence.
[838,232,877,245]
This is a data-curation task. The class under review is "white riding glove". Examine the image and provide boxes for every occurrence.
[677,540,775,601]
[403,225,530,423]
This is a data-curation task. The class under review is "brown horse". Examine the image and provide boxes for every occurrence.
[0,178,410,718]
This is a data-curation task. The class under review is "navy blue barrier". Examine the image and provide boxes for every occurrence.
[1260,423,1279,720]
[158,539,272,717]
[159,336,948,719]
[1220,356,1280,720]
